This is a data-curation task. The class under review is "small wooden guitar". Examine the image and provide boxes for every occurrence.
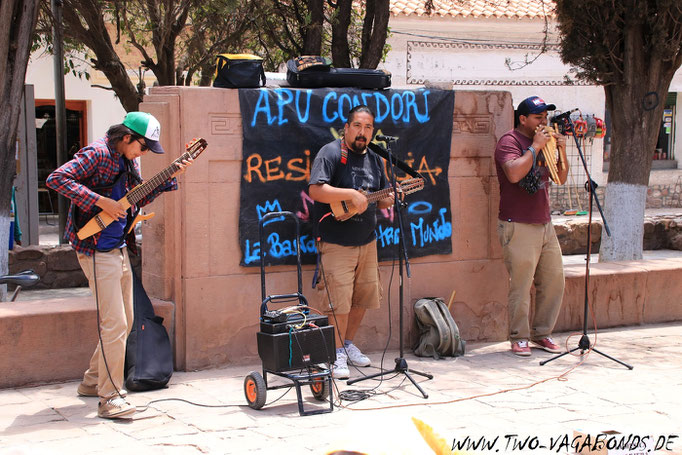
[76,137,208,240]
[330,177,425,221]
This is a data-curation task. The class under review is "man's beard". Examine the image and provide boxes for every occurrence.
[348,135,367,153]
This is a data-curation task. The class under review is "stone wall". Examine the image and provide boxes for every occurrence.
[554,214,682,255]
[550,182,682,212]
[647,183,682,208]
[549,184,606,213]
[8,245,141,290]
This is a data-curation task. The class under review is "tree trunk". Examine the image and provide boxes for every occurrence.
[303,0,323,55]
[0,0,41,297]
[62,2,140,112]
[599,21,676,261]
[331,0,352,67]
[199,60,214,86]
[359,0,389,68]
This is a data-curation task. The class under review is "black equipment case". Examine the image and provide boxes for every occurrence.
[213,53,266,88]
[286,58,391,89]
[125,271,173,391]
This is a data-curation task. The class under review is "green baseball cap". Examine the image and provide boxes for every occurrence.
[122,111,165,154]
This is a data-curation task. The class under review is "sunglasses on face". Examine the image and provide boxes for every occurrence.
[135,137,149,151]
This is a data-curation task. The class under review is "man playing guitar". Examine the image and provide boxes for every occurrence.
[308,105,394,379]
[47,112,192,418]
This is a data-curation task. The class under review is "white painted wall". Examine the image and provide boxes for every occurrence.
[25,49,128,141]
[380,14,682,184]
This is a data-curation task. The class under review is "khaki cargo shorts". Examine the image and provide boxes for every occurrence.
[316,240,382,315]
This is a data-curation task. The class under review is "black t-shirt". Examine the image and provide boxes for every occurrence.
[309,139,388,246]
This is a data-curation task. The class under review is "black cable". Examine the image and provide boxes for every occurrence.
[135,387,293,414]
[317,238,399,401]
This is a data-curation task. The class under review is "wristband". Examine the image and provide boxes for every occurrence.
[527,145,536,162]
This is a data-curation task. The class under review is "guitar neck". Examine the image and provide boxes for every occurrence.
[126,152,189,205]
[365,178,423,204]
[366,187,394,204]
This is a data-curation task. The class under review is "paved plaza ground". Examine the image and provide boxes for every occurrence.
[1,322,680,455]
[5,168,680,454]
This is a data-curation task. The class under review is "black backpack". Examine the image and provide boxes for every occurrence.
[124,271,173,391]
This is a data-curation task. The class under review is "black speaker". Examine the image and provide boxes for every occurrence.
[257,321,336,372]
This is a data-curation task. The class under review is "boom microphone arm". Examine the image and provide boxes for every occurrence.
[367,142,423,179]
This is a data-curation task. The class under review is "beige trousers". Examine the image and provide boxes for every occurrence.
[77,248,134,400]
[497,221,565,342]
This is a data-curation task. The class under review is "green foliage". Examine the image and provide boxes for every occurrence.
[556,0,682,85]
[32,19,93,82]
[32,0,390,101]
[250,0,389,69]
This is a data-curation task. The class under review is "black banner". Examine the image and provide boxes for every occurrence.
[238,87,454,266]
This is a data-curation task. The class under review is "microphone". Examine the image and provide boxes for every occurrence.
[375,134,398,142]
[551,108,579,123]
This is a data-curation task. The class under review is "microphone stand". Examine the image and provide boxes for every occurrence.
[347,139,433,397]
[540,113,632,369]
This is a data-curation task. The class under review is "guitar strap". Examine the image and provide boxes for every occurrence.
[122,159,143,256]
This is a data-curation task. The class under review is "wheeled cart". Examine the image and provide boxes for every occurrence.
[243,211,335,416]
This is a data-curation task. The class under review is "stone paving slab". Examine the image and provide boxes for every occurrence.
[1,322,681,455]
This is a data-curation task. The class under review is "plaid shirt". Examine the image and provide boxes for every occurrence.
[46,135,177,255]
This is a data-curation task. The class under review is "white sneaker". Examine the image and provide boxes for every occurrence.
[345,343,371,367]
[332,352,350,379]
[98,396,135,419]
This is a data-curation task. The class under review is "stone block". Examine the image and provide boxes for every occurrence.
[640,258,682,323]
[0,297,174,388]
[49,271,88,288]
[10,260,47,277]
[46,246,81,271]
[557,262,647,333]
[13,245,44,261]
[670,233,682,250]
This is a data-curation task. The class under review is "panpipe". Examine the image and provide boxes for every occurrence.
[539,125,561,184]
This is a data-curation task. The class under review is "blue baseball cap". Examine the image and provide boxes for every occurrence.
[516,96,556,116]
[123,112,165,154]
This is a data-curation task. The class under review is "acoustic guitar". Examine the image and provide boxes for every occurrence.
[76,137,208,240]
[329,177,425,221]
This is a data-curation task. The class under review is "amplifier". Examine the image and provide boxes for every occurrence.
[260,313,330,334]
[257,319,336,372]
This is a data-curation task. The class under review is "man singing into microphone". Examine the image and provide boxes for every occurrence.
[494,96,569,356]
[308,105,393,379]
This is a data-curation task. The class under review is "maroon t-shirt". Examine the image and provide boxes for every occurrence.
[495,129,551,224]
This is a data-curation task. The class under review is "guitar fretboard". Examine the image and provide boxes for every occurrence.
[365,179,423,204]
[366,187,395,204]
[126,151,191,205]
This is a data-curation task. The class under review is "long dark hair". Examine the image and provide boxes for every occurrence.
[347,105,375,124]
[106,123,141,149]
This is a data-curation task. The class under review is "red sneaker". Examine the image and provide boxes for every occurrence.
[511,340,531,356]
[532,337,561,353]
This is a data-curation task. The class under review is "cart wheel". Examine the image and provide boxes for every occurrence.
[244,371,266,410]
[310,370,329,401]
